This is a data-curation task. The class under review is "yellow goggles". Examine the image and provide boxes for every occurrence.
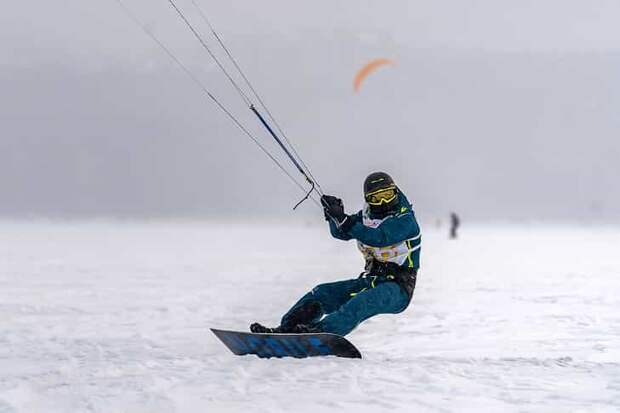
[365,186,397,206]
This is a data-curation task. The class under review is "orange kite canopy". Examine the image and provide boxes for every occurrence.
[353,58,394,93]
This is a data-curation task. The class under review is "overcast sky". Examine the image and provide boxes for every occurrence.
[1,0,619,222]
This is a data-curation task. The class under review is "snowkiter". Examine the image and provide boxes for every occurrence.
[251,172,421,336]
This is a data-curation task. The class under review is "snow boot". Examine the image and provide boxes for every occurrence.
[290,324,321,334]
[251,301,323,334]
[250,323,282,334]
[281,301,322,330]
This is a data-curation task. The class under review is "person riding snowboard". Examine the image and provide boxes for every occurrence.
[251,172,421,336]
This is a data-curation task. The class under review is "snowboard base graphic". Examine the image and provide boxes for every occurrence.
[211,328,362,359]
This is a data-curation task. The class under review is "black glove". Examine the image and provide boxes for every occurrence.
[321,195,345,222]
[321,195,356,232]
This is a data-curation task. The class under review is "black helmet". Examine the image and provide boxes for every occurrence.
[363,172,399,217]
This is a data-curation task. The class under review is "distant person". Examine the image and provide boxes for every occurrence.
[450,212,460,239]
[251,172,421,336]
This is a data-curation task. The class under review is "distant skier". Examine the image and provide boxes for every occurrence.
[449,212,460,239]
[251,172,421,336]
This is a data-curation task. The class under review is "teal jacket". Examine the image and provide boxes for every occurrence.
[328,192,421,270]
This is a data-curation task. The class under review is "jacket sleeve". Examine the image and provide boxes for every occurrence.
[346,210,420,247]
[327,211,361,241]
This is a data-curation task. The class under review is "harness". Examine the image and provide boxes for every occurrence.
[366,261,417,299]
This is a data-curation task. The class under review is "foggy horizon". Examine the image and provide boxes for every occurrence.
[2,0,619,222]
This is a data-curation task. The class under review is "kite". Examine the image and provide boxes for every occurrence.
[353,58,394,93]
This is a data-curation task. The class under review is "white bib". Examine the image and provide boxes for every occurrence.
[356,208,420,267]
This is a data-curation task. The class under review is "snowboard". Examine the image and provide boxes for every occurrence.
[210,328,362,359]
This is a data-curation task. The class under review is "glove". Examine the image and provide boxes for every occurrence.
[321,195,356,232]
[321,195,345,222]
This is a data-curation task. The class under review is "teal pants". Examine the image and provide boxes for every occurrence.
[280,276,411,336]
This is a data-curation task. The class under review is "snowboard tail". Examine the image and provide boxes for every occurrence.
[211,328,362,359]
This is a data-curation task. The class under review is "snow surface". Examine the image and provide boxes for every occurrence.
[0,220,619,412]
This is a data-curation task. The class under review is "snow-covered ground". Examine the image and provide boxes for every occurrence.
[0,220,618,412]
